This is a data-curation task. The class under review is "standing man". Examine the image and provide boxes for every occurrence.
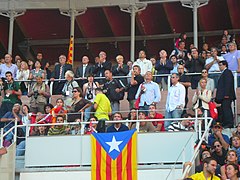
[0,54,18,80]
[133,50,152,76]
[75,56,93,88]
[36,52,47,69]
[165,73,185,129]
[50,55,73,94]
[103,70,125,114]
[135,71,161,112]
[127,65,144,109]
[92,51,112,85]
[216,60,236,128]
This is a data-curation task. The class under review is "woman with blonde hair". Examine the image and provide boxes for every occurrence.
[192,78,212,116]
[17,61,30,95]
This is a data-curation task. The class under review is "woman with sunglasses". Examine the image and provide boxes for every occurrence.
[68,87,92,122]
[220,150,240,180]
[198,69,215,93]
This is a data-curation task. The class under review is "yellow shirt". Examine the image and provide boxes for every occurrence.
[94,93,111,120]
[190,172,220,180]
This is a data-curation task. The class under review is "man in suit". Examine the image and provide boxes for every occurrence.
[50,55,72,95]
[92,51,112,85]
[75,56,93,88]
[216,60,236,128]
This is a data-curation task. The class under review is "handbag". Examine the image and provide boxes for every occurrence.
[208,99,218,119]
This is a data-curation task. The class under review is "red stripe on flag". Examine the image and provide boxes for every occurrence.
[96,141,101,180]
[127,138,132,180]
[106,154,112,180]
[117,153,122,180]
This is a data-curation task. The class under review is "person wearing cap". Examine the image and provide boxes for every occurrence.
[106,112,129,133]
[131,111,155,133]
[208,122,230,150]
[28,75,50,114]
[0,71,22,125]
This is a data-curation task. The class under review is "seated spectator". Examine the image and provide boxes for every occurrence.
[188,157,220,180]
[48,115,70,136]
[51,98,67,124]
[16,61,30,95]
[68,87,92,122]
[197,69,215,93]
[21,104,31,133]
[0,71,22,125]
[1,103,22,147]
[195,149,211,173]
[220,150,239,180]
[192,78,212,116]
[29,60,45,80]
[107,112,129,132]
[147,104,164,132]
[28,75,50,114]
[231,135,240,164]
[70,118,82,135]
[112,55,129,87]
[85,116,98,134]
[225,163,240,180]
[211,140,228,166]
[232,123,240,137]
[221,45,228,55]
[82,74,99,121]
[170,55,179,74]
[167,114,193,132]
[62,70,79,107]
[43,103,54,124]
[208,122,230,150]
[175,33,187,49]
[131,111,155,133]
[126,108,137,129]
[31,121,48,136]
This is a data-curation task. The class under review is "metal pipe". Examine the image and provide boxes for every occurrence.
[8,10,14,54]
[193,0,198,48]
[130,5,136,62]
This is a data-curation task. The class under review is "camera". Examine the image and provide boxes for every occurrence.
[33,90,38,99]
[87,91,93,100]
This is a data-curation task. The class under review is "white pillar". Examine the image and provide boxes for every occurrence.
[8,10,15,54]
[130,5,136,62]
[193,0,198,48]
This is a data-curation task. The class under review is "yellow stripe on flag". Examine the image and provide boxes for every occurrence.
[131,132,137,180]
[122,144,128,180]
[101,147,106,180]
[91,135,96,180]
[111,158,117,180]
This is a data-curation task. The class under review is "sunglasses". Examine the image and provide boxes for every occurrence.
[171,76,177,79]
[72,90,78,93]
[202,71,207,73]
[214,145,221,148]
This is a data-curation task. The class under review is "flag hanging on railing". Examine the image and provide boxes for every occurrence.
[91,129,137,180]
[67,35,74,65]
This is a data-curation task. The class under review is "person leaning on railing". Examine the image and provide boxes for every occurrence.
[48,115,70,136]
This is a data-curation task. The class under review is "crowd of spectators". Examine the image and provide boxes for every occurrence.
[0,31,239,172]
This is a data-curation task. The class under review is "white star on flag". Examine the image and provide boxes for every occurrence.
[106,136,123,153]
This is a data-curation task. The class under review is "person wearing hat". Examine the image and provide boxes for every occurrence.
[131,111,155,133]
[208,122,230,150]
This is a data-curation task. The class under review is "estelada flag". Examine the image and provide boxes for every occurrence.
[91,129,137,180]
[67,36,73,65]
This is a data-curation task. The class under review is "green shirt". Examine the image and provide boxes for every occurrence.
[3,81,20,104]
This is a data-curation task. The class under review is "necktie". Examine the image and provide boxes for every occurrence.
[59,65,63,79]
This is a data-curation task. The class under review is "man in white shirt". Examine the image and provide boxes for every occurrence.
[133,50,152,76]
[205,47,224,88]
[165,73,186,130]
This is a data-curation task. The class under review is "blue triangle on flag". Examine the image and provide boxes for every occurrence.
[92,129,136,160]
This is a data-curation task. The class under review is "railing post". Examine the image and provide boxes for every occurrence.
[14,118,18,143]
[0,128,3,148]
[234,71,238,124]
